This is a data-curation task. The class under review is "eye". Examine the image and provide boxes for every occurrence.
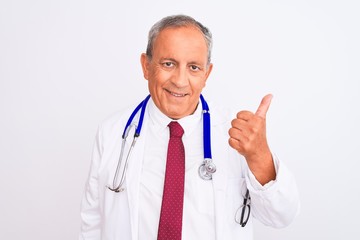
[162,61,175,68]
[190,65,201,71]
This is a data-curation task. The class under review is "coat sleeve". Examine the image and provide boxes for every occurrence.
[79,126,103,239]
[244,153,300,228]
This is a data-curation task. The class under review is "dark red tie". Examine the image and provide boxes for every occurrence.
[157,121,185,240]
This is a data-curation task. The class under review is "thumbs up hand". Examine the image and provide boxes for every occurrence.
[228,94,276,185]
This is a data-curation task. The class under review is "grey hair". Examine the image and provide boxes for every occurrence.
[145,14,213,64]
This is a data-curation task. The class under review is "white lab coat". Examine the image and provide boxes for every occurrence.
[79,99,300,240]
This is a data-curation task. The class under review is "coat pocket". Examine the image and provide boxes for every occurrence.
[226,177,247,225]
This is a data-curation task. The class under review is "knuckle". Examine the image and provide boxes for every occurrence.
[231,119,237,126]
[236,111,247,118]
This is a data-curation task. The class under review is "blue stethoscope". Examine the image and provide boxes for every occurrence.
[108,94,216,193]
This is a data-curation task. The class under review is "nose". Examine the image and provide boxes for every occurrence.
[171,66,189,88]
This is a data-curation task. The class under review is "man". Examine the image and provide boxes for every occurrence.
[79,14,299,240]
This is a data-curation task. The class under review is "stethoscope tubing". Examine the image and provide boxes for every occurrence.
[122,95,151,138]
[108,94,251,227]
[109,94,215,192]
[200,94,212,159]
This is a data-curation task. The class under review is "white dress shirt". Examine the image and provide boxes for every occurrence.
[138,99,216,240]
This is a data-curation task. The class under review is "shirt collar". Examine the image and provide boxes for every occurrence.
[147,97,203,136]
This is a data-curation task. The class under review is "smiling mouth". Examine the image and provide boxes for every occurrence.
[165,89,189,97]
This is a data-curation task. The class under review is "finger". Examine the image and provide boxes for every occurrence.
[255,94,273,119]
[228,137,241,151]
[228,137,246,155]
[231,118,247,129]
[230,120,253,139]
[236,111,254,121]
[228,127,242,140]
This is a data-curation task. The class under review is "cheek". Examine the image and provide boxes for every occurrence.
[149,69,170,86]
[190,77,207,91]
[147,72,168,96]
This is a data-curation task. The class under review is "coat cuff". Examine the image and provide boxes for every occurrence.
[246,152,280,191]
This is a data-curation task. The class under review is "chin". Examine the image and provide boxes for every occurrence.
[165,109,187,120]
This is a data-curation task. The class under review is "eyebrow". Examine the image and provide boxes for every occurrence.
[160,57,177,63]
[160,58,204,67]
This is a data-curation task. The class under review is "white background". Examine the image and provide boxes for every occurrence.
[1,0,359,239]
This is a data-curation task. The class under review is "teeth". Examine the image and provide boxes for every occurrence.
[171,92,185,97]
[167,89,186,97]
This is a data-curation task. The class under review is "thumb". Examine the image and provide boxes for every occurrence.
[255,94,273,118]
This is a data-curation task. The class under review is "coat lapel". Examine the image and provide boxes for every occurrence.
[125,115,149,240]
[212,171,228,239]
[211,108,231,240]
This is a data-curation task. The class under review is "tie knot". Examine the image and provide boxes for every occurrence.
[168,121,184,138]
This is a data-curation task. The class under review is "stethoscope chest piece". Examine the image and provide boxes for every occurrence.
[198,159,217,180]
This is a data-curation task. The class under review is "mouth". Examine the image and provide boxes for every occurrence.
[165,89,189,97]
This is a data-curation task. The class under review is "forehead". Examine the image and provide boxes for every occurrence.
[152,26,208,60]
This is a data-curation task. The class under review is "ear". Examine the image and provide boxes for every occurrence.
[140,53,150,80]
[204,63,213,82]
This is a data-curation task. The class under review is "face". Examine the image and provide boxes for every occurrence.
[141,26,213,119]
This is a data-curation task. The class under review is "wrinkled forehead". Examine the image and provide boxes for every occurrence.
[154,25,208,49]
